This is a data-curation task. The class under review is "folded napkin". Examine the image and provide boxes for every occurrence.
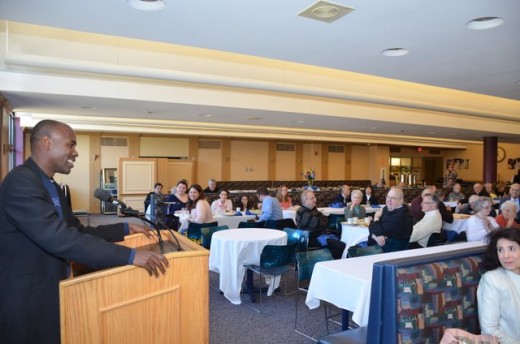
[329,202,343,208]
[234,211,242,216]
[245,209,254,215]
[371,204,381,208]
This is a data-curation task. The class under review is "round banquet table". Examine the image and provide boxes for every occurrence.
[209,228,287,304]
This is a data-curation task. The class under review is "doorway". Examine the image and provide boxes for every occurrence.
[423,157,444,186]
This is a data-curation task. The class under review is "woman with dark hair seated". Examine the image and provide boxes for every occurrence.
[239,194,254,212]
[477,228,520,343]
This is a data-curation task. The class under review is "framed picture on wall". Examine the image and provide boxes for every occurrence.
[508,158,520,169]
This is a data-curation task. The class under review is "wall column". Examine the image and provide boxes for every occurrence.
[483,137,497,183]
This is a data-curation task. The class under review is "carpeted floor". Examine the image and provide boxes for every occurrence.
[81,214,346,343]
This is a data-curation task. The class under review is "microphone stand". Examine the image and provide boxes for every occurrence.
[120,207,165,249]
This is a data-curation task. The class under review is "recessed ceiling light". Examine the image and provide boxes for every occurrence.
[80,106,96,110]
[198,114,213,117]
[298,1,355,23]
[246,116,262,121]
[127,0,165,11]
[292,120,304,124]
[370,127,378,130]
[381,48,409,57]
[466,17,503,30]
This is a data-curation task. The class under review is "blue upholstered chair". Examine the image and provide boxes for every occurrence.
[243,242,297,313]
[200,225,229,249]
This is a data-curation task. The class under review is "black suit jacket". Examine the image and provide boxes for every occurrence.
[0,158,131,343]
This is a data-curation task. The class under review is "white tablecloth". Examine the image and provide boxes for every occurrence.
[305,241,486,326]
[213,214,257,229]
[283,207,345,221]
[443,214,469,234]
[209,228,287,304]
[340,223,370,258]
[177,213,256,231]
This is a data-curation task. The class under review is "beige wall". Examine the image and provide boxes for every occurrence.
[445,142,520,183]
[55,135,90,211]
[197,147,222,186]
[275,150,296,180]
[328,151,346,180]
[351,146,370,181]
[230,140,268,180]
[302,143,322,181]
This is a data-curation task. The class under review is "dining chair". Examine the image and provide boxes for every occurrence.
[426,230,448,247]
[237,220,265,228]
[283,228,309,253]
[200,225,229,249]
[265,218,297,230]
[242,242,297,313]
[327,214,343,235]
[347,244,383,258]
[186,221,219,244]
[294,248,334,341]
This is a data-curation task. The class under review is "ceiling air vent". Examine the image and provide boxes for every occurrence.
[328,145,345,153]
[101,137,128,147]
[198,140,221,149]
[298,1,355,23]
[276,143,295,151]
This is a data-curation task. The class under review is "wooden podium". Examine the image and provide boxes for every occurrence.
[59,231,209,343]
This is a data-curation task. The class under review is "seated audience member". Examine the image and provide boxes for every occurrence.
[477,228,520,343]
[513,169,520,184]
[372,180,386,190]
[276,184,293,209]
[495,201,520,229]
[499,183,520,223]
[463,183,490,201]
[203,178,219,193]
[372,180,386,189]
[411,185,453,224]
[164,180,189,229]
[457,194,480,215]
[296,190,345,258]
[187,184,214,224]
[239,194,254,212]
[344,189,366,220]
[256,187,283,222]
[409,193,443,248]
[369,187,413,253]
[485,182,498,199]
[362,185,378,206]
[333,185,351,207]
[211,189,233,214]
[495,181,507,198]
[447,182,465,202]
[144,182,163,211]
[466,197,499,243]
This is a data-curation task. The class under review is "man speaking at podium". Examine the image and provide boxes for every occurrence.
[0,120,169,343]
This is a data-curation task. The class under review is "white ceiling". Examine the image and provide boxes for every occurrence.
[1,0,519,144]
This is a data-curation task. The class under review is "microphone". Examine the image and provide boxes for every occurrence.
[94,188,127,208]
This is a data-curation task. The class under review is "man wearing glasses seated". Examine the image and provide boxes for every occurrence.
[408,193,442,249]
[368,187,413,253]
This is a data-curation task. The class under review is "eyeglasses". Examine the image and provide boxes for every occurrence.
[386,196,402,200]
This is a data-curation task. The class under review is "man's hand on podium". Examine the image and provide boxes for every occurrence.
[133,250,169,277]
[129,223,152,238]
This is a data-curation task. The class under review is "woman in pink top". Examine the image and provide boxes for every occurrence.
[276,184,292,209]
[187,184,214,224]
